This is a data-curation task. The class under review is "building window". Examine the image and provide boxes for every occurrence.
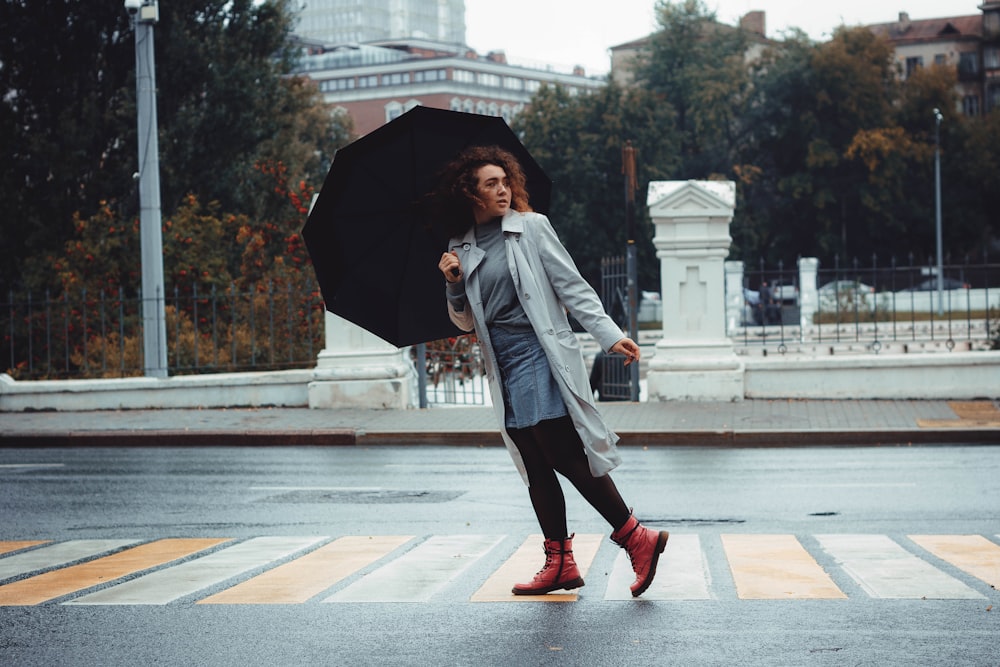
[988,84,1000,112]
[319,77,355,92]
[385,101,404,123]
[503,77,524,91]
[985,46,1000,70]
[463,99,474,113]
[414,69,446,83]
[963,95,980,116]
[453,70,475,84]
[358,75,378,88]
[382,72,411,86]
[959,51,980,76]
[934,54,946,66]
[477,73,501,88]
[450,97,463,112]
[905,56,923,77]
[525,80,541,93]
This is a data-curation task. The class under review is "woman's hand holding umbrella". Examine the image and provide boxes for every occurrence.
[439,251,463,282]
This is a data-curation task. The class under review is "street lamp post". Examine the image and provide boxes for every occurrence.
[127,0,168,377]
[933,108,944,316]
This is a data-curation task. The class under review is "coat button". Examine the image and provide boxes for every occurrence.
[546,329,554,335]
[523,293,531,300]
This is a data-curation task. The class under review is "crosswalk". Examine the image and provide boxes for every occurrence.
[0,534,997,606]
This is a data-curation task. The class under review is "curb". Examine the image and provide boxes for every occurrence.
[1,429,997,447]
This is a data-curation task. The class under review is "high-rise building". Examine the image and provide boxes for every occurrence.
[295,0,465,46]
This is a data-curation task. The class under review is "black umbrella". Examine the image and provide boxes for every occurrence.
[302,105,551,347]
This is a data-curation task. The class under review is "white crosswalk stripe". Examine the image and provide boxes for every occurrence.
[816,534,985,599]
[0,534,996,605]
[326,535,503,603]
[606,534,712,600]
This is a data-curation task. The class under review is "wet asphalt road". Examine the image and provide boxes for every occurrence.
[1,444,998,666]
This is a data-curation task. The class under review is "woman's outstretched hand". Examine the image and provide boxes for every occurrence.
[610,338,641,366]
[439,251,463,283]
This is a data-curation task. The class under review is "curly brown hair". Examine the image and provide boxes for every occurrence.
[429,145,533,239]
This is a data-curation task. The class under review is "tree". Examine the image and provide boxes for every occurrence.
[514,82,678,292]
[0,0,350,291]
[638,0,751,180]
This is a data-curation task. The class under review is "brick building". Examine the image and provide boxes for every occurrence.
[294,38,605,137]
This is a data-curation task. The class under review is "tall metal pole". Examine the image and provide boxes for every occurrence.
[131,2,168,377]
[933,108,944,316]
[622,142,639,402]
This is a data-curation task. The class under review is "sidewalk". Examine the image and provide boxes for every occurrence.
[1,399,998,447]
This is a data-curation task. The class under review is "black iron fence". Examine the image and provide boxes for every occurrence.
[3,282,326,380]
[735,254,1000,353]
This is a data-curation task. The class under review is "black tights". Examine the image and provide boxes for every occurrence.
[508,415,630,540]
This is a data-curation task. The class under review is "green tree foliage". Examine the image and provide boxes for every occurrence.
[513,83,678,291]
[0,0,351,291]
[639,0,751,179]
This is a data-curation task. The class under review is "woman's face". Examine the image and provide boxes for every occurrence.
[472,163,510,224]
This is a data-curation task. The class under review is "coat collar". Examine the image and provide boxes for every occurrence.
[456,209,527,246]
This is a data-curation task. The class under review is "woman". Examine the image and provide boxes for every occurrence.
[433,145,668,597]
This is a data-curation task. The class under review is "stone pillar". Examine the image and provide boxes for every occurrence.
[308,312,416,409]
[797,257,819,331]
[724,260,746,333]
[645,180,744,401]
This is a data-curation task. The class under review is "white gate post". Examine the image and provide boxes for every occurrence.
[645,180,744,401]
[308,312,416,409]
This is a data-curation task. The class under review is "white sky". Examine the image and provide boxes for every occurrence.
[465,1,986,76]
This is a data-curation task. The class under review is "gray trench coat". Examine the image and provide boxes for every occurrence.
[446,210,626,485]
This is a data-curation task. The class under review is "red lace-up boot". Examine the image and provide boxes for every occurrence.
[611,514,669,597]
[511,535,585,595]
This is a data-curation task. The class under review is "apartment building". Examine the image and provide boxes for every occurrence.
[869,3,1000,116]
[294,38,604,137]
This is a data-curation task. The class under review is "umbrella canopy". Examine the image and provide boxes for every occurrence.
[302,105,551,347]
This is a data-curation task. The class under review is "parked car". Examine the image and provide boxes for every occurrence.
[903,277,970,291]
[768,280,799,304]
[817,280,875,310]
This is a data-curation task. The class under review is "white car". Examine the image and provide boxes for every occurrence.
[817,280,875,311]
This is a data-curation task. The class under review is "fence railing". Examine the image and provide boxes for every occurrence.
[3,282,327,380]
[731,255,1000,354]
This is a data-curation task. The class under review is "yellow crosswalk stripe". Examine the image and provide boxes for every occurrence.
[909,535,1000,589]
[199,535,412,604]
[0,538,228,606]
[0,541,48,557]
[722,534,847,599]
[471,534,602,602]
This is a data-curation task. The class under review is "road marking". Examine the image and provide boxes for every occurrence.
[249,486,384,492]
[64,537,322,605]
[0,464,65,469]
[200,535,412,604]
[917,401,1000,428]
[909,534,1000,589]
[0,539,228,606]
[722,534,847,599]
[327,535,503,603]
[0,541,49,557]
[3,534,997,605]
[471,534,602,602]
[606,533,712,600]
[0,540,138,581]
[816,534,984,599]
